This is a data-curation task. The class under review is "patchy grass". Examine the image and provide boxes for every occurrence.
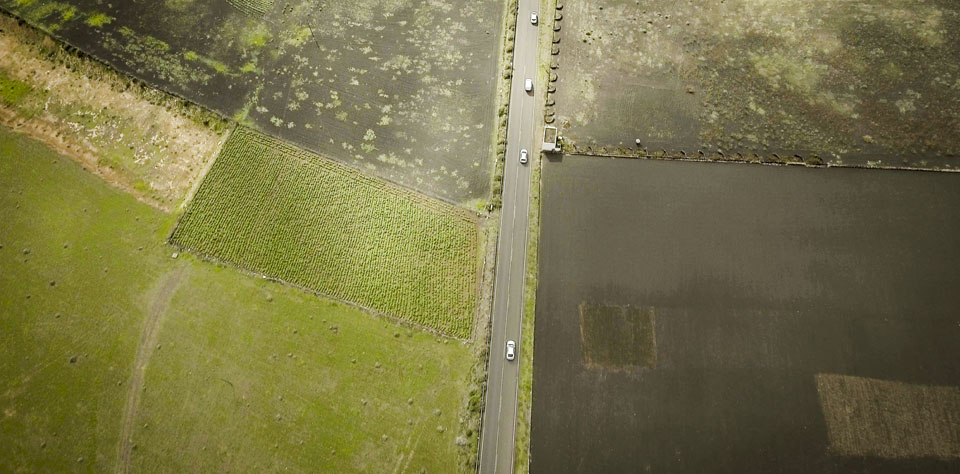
[0,15,227,210]
[171,128,481,338]
[0,127,476,472]
[0,70,31,106]
[83,11,109,27]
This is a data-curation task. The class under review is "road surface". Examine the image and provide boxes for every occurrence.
[478,1,541,473]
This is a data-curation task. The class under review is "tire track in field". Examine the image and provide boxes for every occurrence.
[115,266,188,474]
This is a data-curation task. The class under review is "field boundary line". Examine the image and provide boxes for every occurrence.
[170,244,474,341]
[233,127,480,223]
[115,267,188,474]
[562,149,960,173]
[233,127,482,219]
[177,128,232,212]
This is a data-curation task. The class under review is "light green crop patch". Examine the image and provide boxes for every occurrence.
[0,70,32,106]
[84,11,112,27]
[171,127,481,338]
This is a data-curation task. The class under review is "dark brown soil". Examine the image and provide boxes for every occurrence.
[531,156,960,473]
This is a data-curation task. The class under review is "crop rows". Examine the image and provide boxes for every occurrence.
[171,127,480,337]
[226,0,273,16]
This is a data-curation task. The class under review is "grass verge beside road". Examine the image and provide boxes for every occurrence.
[0,127,476,472]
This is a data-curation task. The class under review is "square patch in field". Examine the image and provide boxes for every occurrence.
[578,303,657,371]
[816,373,960,460]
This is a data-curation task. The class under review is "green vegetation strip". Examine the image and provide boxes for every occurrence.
[171,128,480,338]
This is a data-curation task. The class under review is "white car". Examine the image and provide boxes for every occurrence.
[524,78,533,92]
[530,12,538,25]
[519,149,528,164]
[506,340,516,361]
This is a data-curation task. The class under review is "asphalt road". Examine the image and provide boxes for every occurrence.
[478,2,541,473]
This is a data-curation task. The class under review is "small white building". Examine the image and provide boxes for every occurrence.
[542,126,560,152]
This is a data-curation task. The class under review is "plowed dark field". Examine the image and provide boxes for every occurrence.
[532,156,960,473]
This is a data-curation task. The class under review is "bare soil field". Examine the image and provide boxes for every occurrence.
[531,155,960,473]
[1,0,504,203]
[552,0,960,169]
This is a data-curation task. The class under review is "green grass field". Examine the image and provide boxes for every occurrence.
[0,127,476,472]
[171,128,481,338]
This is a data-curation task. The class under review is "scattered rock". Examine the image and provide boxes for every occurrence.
[69,355,77,363]
[407,398,414,405]
[433,409,442,417]
[171,252,179,259]
[381,434,389,441]
[374,361,381,368]
[685,85,696,94]
[77,457,84,463]
[436,425,445,433]
[862,135,875,144]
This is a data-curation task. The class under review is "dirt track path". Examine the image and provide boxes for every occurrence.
[115,266,188,474]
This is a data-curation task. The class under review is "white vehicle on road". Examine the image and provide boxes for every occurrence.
[524,78,533,92]
[506,340,516,361]
[530,12,538,25]
[519,149,528,164]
